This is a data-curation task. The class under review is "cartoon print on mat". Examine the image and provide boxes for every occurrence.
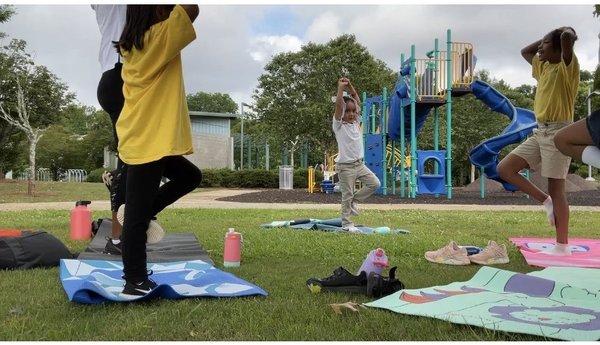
[525,242,590,253]
[490,306,600,331]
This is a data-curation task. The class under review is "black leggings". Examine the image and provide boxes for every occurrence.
[122,156,202,282]
[97,63,126,212]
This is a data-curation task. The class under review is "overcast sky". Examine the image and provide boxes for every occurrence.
[1,4,599,110]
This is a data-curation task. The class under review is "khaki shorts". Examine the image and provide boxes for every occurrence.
[511,122,571,180]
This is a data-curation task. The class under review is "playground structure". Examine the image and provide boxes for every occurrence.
[362,29,537,199]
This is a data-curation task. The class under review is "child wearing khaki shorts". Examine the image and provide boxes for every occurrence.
[497,27,579,256]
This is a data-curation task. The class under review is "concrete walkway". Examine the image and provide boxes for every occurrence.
[2,188,600,212]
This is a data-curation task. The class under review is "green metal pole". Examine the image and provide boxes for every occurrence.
[382,87,388,195]
[370,104,376,134]
[265,143,270,170]
[433,38,440,172]
[399,53,406,198]
[433,38,440,198]
[362,91,368,160]
[445,29,453,199]
[391,140,396,195]
[480,166,485,199]
[410,44,417,198]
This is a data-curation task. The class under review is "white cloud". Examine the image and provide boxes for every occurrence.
[248,34,302,63]
[304,11,342,44]
[1,4,598,111]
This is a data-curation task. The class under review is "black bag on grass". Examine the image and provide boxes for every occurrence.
[0,230,73,269]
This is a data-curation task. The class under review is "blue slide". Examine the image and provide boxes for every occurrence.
[387,75,435,141]
[468,80,537,191]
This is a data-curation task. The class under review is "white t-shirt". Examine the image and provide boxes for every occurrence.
[91,5,126,73]
[332,116,364,163]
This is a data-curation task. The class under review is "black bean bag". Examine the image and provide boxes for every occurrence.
[0,230,74,269]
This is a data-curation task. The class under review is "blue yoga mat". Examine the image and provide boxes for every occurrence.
[60,259,267,304]
[261,218,410,235]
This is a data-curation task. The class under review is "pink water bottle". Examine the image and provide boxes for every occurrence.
[357,248,389,276]
[223,228,242,267]
[70,201,92,240]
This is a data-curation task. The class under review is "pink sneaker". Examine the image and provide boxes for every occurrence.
[469,240,509,265]
[424,241,470,265]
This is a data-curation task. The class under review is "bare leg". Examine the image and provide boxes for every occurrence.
[548,178,568,244]
[554,119,594,161]
[111,211,122,239]
[497,154,547,202]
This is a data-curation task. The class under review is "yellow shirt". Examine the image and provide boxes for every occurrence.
[117,5,196,165]
[532,54,579,123]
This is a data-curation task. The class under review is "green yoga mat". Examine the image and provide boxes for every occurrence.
[365,266,600,341]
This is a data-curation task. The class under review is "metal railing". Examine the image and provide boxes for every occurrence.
[65,169,87,182]
[413,58,446,101]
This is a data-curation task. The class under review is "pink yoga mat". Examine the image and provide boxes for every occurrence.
[510,237,600,268]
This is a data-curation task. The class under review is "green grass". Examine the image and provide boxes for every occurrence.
[0,181,109,204]
[0,208,597,340]
[0,180,208,204]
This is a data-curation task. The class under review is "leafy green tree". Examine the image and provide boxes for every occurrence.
[186,91,238,113]
[0,38,74,176]
[253,34,396,162]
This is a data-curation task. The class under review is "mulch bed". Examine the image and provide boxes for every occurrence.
[218,188,600,206]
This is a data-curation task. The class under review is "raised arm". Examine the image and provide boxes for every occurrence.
[559,27,577,66]
[347,80,361,108]
[521,38,542,65]
[334,78,348,121]
[180,5,199,22]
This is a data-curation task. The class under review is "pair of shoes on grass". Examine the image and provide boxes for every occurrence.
[306,266,404,298]
[425,240,509,266]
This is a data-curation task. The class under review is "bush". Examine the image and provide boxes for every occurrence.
[197,168,322,189]
[87,167,107,183]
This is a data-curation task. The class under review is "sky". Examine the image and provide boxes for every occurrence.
[1,4,599,110]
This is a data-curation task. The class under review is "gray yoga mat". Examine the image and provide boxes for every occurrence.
[77,218,213,264]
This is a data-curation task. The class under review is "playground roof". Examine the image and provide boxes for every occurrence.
[189,111,240,119]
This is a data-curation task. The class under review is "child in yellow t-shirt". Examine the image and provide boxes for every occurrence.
[497,27,579,256]
[115,4,201,296]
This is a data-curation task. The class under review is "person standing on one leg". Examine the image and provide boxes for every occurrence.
[497,27,579,256]
[333,77,381,233]
[92,5,128,255]
[554,109,600,169]
[115,4,202,296]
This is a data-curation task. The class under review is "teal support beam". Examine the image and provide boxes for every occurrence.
[391,140,396,195]
[382,87,388,195]
[445,29,453,199]
[399,53,406,198]
[433,38,440,198]
[410,44,417,198]
[480,166,485,199]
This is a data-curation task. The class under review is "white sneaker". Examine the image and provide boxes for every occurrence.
[342,225,361,234]
[350,202,360,216]
[116,204,165,244]
[425,241,470,265]
[469,240,510,265]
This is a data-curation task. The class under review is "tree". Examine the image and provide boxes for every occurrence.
[0,80,45,195]
[253,34,396,162]
[594,4,600,16]
[186,91,238,113]
[0,38,74,176]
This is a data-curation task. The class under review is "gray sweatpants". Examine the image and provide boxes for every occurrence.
[335,160,381,227]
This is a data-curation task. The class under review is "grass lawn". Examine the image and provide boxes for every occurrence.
[0,180,207,204]
[0,208,598,340]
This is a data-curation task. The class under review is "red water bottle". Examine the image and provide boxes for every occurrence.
[70,201,92,240]
[223,228,242,267]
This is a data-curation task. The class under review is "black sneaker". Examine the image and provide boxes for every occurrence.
[103,237,122,255]
[306,267,367,294]
[122,277,158,297]
[366,266,405,298]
